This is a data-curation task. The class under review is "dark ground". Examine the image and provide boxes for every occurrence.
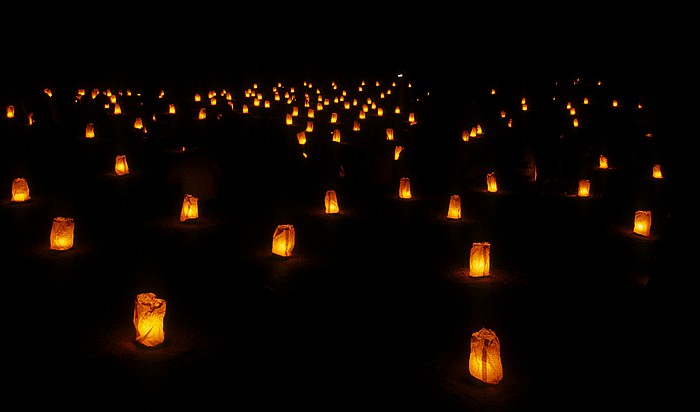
[1,18,697,409]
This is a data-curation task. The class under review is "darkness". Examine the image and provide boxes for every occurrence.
[2,7,698,410]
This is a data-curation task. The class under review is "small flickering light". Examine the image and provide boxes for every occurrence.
[572,117,579,127]
[399,177,412,199]
[500,110,506,118]
[50,217,75,251]
[486,172,498,193]
[469,242,491,277]
[358,110,366,120]
[133,292,166,348]
[198,108,207,120]
[394,105,401,114]
[179,194,199,222]
[133,117,143,129]
[599,154,609,169]
[332,129,341,143]
[386,127,394,141]
[6,105,15,118]
[462,130,470,142]
[306,121,314,132]
[286,113,294,125]
[612,99,619,107]
[242,104,249,114]
[168,103,176,114]
[307,108,315,118]
[633,210,652,237]
[577,179,590,197]
[296,131,307,145]
[11,177,30,202]
[27,112,34,125]
[113,103,122,115]
[272,224,295,257]
[353,120,361,131]
[85,123,95,139]
[114,155,130,176]
[446,194,461,220]
[376,106,384,116]
[324,189,340,214]
[652,164,663,179]
[194,93,202,102]
[408,112,416,124]
[330,112,338,123]
[468,327,503,385]
[394,145,403,160]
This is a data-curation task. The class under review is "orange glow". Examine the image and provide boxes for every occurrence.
[577,179,590,197]
[486,172,498,193]
[11,177,30,202]
[324,189,340,214]
[599,154,609,169]
[633,210,652,237]
[133,292,166,347]
[652,164,663,179]
[399,177,412,199]
[85,123,95,138]
[468,327,503,384]
[114,155,130,176]
[50,217,74,251]
[180,194,199,222]
[272,224,295,257]
[446,195,461,220]
[469,242,490,277]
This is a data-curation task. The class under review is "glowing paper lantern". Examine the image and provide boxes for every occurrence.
[399,177,412,199]
[447,194,461,219]
[652,164,663,179]
[599,154,609,169]
[272,224,295,257]
[324,189,339,214]
[633,210,652,237]
[577,179,590,197]
[6,105,15,118]
[133,292,166,347]
[486,172,498,193]
[114,155,130,176]
[469,327,503,384]
[179,194,199,222]
[11,177,30,202]
[50,217,74,251]
[469,242,490,277]
[386,127,394,141]
[85,123,95,138]
[394,145,403,160]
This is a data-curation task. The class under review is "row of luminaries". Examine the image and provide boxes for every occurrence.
[2,78,664,389]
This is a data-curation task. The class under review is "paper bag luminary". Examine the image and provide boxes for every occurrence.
[11,177,31,202]
[469,242,491,278]
[133,292,166,347]
[50,217,75,251]
[469,327,503,384]
[180,194,199,222]
[272,224,295,257]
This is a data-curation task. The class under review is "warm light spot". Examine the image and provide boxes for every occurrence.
[577,179,590,197]
[446,194,461,220]
[11,177,30,202]
[179,194,199,222]
[469,327,503,384]
[50,217,75,251]
[272,224,295,257]
[399,177,412,199]
[394,145,403,160]
[114,155,130,176]
[486,172,498,193]
[324,190,340,214]
[469,242,491,277]
[633,210,652,237]
[386,127,394,141]
[133,292,166,348]
[599,154,609,169]
[652,164,663,179]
